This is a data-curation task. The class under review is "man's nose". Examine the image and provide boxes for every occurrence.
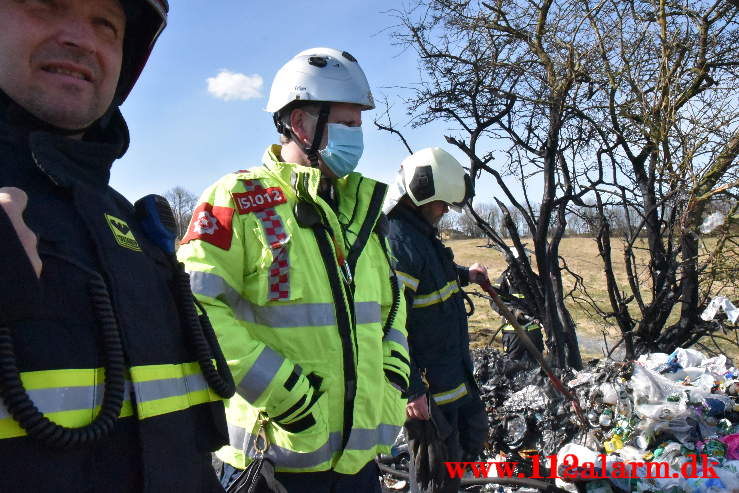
[56,16,97,55]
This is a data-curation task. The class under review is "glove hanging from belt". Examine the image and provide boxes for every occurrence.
[405,396,454,492]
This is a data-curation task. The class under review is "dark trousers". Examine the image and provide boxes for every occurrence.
[221,460,382,493]
[409,388,488,493]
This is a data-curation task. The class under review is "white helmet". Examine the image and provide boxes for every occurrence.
[265,47,374,113]
[383,147,474,214]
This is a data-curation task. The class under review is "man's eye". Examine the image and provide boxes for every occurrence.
[94,17,121,38]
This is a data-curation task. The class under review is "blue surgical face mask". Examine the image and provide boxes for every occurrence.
[318,123,364,178]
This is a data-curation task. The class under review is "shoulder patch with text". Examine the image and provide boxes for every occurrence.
[232,187,287,215]
[105,214,141,251]
[181,203,234,250]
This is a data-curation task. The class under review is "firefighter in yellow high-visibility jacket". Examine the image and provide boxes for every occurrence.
[178,47,410,493]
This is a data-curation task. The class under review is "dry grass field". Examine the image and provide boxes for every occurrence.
[446,237,738,360]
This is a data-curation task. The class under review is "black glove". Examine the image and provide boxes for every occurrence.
[226,458,287,493]
[405,398,454,491]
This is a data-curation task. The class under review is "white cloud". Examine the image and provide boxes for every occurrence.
[207,70,263,101]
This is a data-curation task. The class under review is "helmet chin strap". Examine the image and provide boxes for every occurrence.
[303,103,331,168]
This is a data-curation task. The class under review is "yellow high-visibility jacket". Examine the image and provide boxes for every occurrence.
[178,145,409,474]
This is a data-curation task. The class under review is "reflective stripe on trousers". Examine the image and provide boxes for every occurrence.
[0,361,221,439]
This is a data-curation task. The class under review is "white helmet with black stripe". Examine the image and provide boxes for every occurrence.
[384,147,474,214]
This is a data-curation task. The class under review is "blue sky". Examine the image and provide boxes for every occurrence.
[113,0,534,206]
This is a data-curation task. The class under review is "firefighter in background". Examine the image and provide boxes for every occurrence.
[178,47,410,492]
[495,250,545,365]
[384,147,489,492]
[0,1,232,491]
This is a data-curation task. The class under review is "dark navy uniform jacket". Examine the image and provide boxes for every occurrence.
[0,91,227,492]
[387,205,474,405]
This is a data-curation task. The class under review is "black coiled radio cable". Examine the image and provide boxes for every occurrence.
[0,254,126,448]
[375,216,400,337]
[173,264,234,399]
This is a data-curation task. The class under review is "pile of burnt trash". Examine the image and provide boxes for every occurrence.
[473,347,581,460]
[381,348,583,492]
[381,347,739,493]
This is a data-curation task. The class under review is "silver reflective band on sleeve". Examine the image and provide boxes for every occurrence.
[190,271,342,328]
[133,372,209,403]
[0,382,132,419]
[345,424,402,451]
[354,302,381,325]
[237,346,285,403]
[228,423,341,469]
[395,271,419,292]
[412,280,460,308]
[189,270,242,308]
[432,382,468,405]
[382,328,408,352]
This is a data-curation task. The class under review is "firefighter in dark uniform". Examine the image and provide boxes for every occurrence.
[0,1,233,491]
[385,147,489,492]
[496,260,545,365]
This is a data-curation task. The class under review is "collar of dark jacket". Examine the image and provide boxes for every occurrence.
[0,88,129,189]
[391,202,438,237]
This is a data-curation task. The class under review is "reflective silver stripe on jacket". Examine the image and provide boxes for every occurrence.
[355,301,381,325]
[383,328,409,352]
[432,382,468,405]
[228,423,341,469]
[0,382,132,419]
[227,422,401,468]
[190,271,381,328]
[345,424,402,451]
[395,271,419,292]
[412,280,460,308]
[237,346,285,403]
[133,372,209,403]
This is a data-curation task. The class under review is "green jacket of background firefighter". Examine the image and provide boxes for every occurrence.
[178,145,410,475]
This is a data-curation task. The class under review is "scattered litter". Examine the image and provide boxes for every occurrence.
[701,296,739,324]
[381,347,739,492]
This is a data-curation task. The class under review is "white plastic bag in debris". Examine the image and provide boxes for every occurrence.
[636,353,669,371]
[672,348,708,369]
[631,365,689,408]
[701,296,739,324]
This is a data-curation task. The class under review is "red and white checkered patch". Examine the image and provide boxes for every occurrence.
[240,179,290,300]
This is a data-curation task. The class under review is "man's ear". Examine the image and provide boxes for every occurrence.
[290,109,313,146]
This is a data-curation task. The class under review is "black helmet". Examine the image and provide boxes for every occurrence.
[117,0,169,103]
